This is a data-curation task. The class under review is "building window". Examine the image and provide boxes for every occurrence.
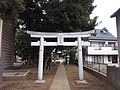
[112,55,118,63]
[93,56,104,63]
[108,55,111,62]
[94,56,98,63]
[100,56,104,63]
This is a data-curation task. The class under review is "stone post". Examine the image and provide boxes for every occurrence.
[36,37,45,83]
[67,54,70,64]
[78,37,83,80]
[75,37,87,84]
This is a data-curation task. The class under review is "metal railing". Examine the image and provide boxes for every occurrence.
[84,61,107,75]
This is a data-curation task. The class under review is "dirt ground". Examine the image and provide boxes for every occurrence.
[0,64,58,90]
[0,63,117,90]
[65,64,116,90]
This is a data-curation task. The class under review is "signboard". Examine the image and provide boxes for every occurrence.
[57,34,63,45]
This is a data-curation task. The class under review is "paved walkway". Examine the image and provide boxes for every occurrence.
[50,63,71,90]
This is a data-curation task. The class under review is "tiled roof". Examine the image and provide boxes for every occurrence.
[89,28,117,41]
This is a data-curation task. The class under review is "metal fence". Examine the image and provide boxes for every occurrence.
[84,61,107,75]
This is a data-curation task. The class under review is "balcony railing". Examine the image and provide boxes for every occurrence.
[89,46,118,50]
[88,46,118,55]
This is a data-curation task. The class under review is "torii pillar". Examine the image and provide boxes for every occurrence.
[75,37,87,84]
[36,37,45,83]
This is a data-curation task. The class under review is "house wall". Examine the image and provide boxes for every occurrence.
[86,56,92,62]
[88,46,118,55]
[1,17,15,68]
[104,56,109,63]
[116,15,120,63]
[86,55,110,64]
[86,40,119,66]
[90,42,104,49]
[85,55,119,66]
[88,41,118,55]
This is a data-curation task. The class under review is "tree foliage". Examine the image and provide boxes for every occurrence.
[15,29,30,60]
[14,0,98,63]
[0,0,25,20]
[20,0,97,32]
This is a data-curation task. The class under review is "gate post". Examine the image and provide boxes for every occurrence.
[36,37,45,83]
[78,37,83,80]
[0,18,3,82]
[75,37,87,84]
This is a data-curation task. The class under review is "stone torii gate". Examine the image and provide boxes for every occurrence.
[27,30,94,83]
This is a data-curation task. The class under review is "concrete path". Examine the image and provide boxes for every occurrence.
[50,63,71,90]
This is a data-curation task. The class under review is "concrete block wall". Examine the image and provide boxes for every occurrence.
[84,66,120,90]
[107,66,120,86]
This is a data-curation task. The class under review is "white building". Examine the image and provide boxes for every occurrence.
[84,28,119,67]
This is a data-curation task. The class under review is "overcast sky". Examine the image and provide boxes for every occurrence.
[90,0,120,37]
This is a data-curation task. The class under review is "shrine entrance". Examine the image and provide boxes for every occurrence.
[27,30,94,83]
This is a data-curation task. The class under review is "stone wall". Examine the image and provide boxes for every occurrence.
[107,66,120,88]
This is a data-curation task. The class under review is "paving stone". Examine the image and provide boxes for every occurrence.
[50,63,71,90]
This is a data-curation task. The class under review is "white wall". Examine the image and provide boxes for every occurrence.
[104,56,111,64]
[88,47,118,55]
[87,56,92,62]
